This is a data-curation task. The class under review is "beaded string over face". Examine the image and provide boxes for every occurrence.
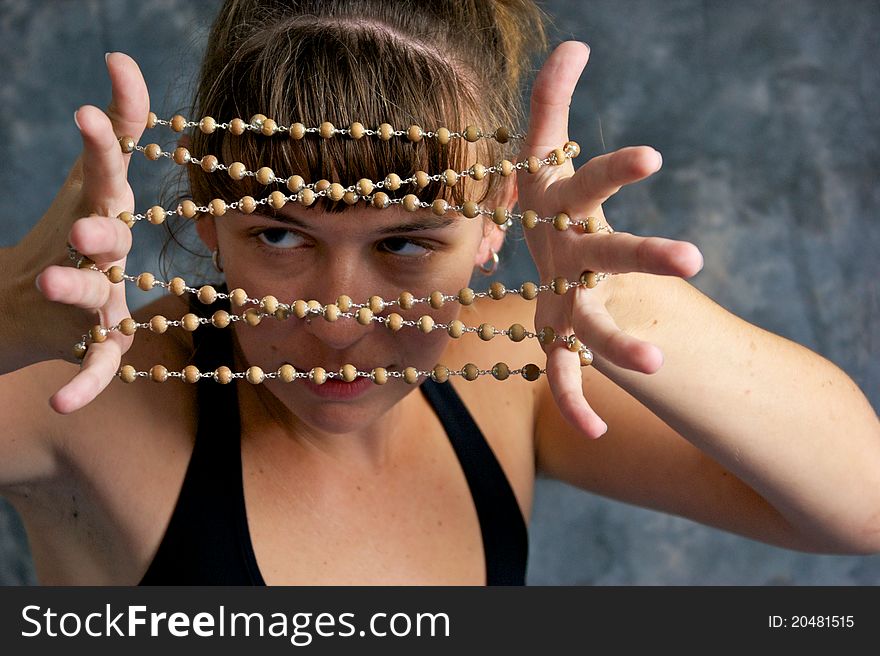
[68,110,614,389]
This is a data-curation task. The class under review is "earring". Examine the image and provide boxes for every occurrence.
[211,247,224,273]
[478,247,499,276]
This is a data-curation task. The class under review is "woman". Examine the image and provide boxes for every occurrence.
[1,0,878,585]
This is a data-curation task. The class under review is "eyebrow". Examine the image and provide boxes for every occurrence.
[266,212,460,235]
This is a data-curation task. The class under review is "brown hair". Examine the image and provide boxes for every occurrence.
[161,0,549,278]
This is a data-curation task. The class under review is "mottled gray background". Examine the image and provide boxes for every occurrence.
[1,0,877,585]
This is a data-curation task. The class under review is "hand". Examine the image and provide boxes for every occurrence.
[28,53,149,414]
[516,42,704,438]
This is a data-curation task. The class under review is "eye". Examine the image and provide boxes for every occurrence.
[256,228,304,250]
[379,237,433,258]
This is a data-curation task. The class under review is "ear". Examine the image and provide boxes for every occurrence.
[473,179,518,267]
[194,214,218,252]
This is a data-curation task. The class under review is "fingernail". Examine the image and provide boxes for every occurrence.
[596,422,608,437]
[34,274,43,293]
[73,109,82,131]
[653,149,663,169]
[104,52,111,64]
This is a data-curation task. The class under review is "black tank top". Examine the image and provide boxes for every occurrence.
[139,288,528,585]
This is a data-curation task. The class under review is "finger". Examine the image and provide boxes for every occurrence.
[36,265,111,311]
[104,52,151,167]
[572,297,664,374]
[49,338,123,414]
[551,145,663,211]
[68,215,132,263]
[76,105,132,211]
[545,344,608,439]
[583,232,704,278]
[523,41,590,151]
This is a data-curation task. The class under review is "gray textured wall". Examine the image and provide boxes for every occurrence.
[1,0,877,585]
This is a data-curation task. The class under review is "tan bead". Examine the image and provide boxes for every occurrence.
[289,122,306,139]
[415,171,430,188]
[200,155,218,172]
[520,281,538,300]
[117,210,135,228]
[567,337,584,353]
[198,116,216,134]
[120,364,137,383]
[230,118,246,135]
[492,362,510,380]
[227,162,246,180]
[150,365,168,383]
[492,207,509,226]
[119,135,136,154]
[521,210,538,229]
[70,340,85,359]
[211,310,230,328]
[172,146,191,166]
[319,121,335,138]
[378,123,394,140]
[494,127,510,143]
[170,114,187,132]
[246,366,265,384]
[309,367,327,385]
[149,315,168,334]
[214,366,233,384]
[369,295,385,313]
[471,163,486,181]
[147,205,166,225]
[463,363,479,381]
[586,216,602,234]
[244,308,262,326]
[489,281,506,300]
[458,287,475,305]
[436,127,451,145]
[403,367,420,384]
[328,183,345,202]
[341,364,358,382]
[539,325,556,346]
[478,323,495,341]
[508,323,526,342]
[275,306,290,320]
[356,307,374,325]
[402,194,420,212]
[256,166,275,185]
[286,175,305,193]
[343,191,359,205]
[418,315,435,333]
[521,363,542,381]
[178,200,197,219]
[579,349,594,367]
[299,188,316,206]
[293,299,309,318]
[316,179,333,193]
[355,178,374,196]
[230,288,248,307]
[198,284,217,304]
[442,169,459,187]
[431,364,449,383]
[323,304,340,322]
[552,148,566,166]
[580,271,599,289]
[428,291,444,309]
[553,277,569,295]
[372,367,388,385]
[119,317,138,336]
[182,313,201,332]
[278,364,296,382]
[249,114,267,129]
[146,112,158,130]
[372,192,390,209]
[387,313,403,331]
[107,265,124,284]
[348,122,365,139]
[500,160,515,176]
[398,291,414,310]
[464,125,481,142]
[268,191,286,210]
[407,125,423,142]
[137,272,155,291]
[238,195,256,214]
[553,212,570,231]
[527,156,541,173]
[447,320,465,338]
[207,199,225,216]
[144,143,162,160]
[564,140,581,158]
[462,201,479,218]
[261,118,277,136]
[384,173,402,191]
[336,295,352,312]
[431,199,448,216]
[183,365,201,384]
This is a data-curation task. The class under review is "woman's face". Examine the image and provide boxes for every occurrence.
[198,198,503,435]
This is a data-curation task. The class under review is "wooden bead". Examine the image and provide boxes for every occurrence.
[527,156,541,173]
[442,169,459,187]
[289,122,306,139]
[447,320,464,338]
[229,118,246,135]
[520,281,538,300]
[238,196,256,214]
[343,191,359,205]
[119,317,138,336]
[149,315,168,334]
[553,277,569,295]
[137,272,155,291]
[356,308,373,325]
[268,191,287,210]
[553,212,570,231]
[567,337,584,353]
[249,114,267,129]
[492,362,510,380]
[539,325,556,346]
[492,207,509,225]
[521,210,538,229]
[214,366,232,384]
[172,146,191,165]
[404,367,420,384]
[182,313,201,332]
[384,173,402,191]
[372,367,388,385]
[117,211,135,228]
[402,194,420,212]
[211,310,230,328]
[299,188,316,206]
[464,125,480,142]
[150,365,168,382]
[429,291,445,309]
[144,143,162,160]
[200,155,218,172]
[494,127,510,144]
[489,281,506,300]
[120,364,137,383]
[431,364,449,383]
[183,365,201,384]
[463,363,479,381]
[146,112,158,130]
[579,349,594,367]
[348,122,365,139]
[275,306,290,320]
[458,287,475,305]
[586,216,602,233]
[436,127,451,145]
[317,180,334,194]
[179,200,197,219]
[478,323,495,341]
[278,364,296,382]
[199,116,216,134]
[246,366,265,384]
[369,295,385,313]
[293,300,309,318]
[471,163,486,181]
[309,367,327,384]
[119,136,135,154]
[287,175,305,193]
[386,313,403,331]
[415,171,430,188]
[227,162,246,180]
[431,199,448,216]
[580,271,599,288]
[198,285,217,304]
[147,205,166,225]
[500,160,515,176]
[244,308,262,326]
[418,315,435,333]
[407,125,423,142]
[226,288,246,307]
[552,148,567,166]
[341,364,358,382]
[378,123,394,140]
[107,265,125,284]
[73,342,86,360]
[521,363,542,381]
[355,178,375,197]
[398,291,414,310]
[170,114,187,132]
[261,118,277,136]
[323,304,340,322]
[372,192,390,209]
[328,183,345,202]
[319,121,335,138]
[564,140,581,158]
[508,323,526,342]
[462,201,479,218]
[336,295,352,312]
[209,199,227,216]
[256,167,275,185]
